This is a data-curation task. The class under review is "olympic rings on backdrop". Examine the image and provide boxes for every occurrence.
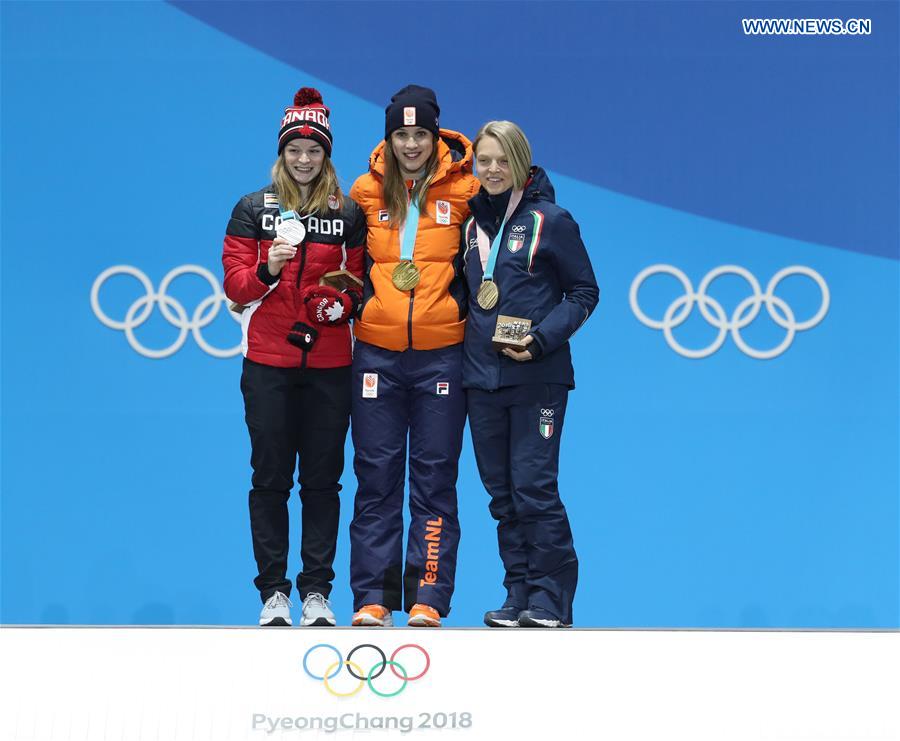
[302,643,341,680]
[323,661,366,698]
[629,264,829,360]
[368,661,408,699]
[302,643,431,697]
[90,265,242,359]
[346,644,386,680]
[390,644,430,681]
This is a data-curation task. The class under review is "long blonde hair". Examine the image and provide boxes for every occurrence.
[270,154,343,214]
[382,135,439,224]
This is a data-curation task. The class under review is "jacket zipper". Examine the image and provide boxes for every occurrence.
[405,184,416,350]
[477,199,520,391]
[407,287,415,348]
[295,241,309,369]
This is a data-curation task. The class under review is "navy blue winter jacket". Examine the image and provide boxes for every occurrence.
[461,167,599,391]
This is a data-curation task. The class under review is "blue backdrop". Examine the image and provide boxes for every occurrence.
[1,0,897,628]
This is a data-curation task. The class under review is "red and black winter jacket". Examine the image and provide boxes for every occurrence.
[222,185,366,368]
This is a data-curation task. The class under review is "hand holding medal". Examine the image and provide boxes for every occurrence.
[266,237,298,277]
[267,209,307,277]
[275,215,306,246]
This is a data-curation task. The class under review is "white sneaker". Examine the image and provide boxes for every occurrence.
[300,592,336,627]
[259,591,292,627]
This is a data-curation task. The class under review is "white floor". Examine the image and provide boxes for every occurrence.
[1,627,897,741]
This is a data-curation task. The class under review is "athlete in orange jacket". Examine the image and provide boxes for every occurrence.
[349,85,479,628]
[351,130,478,349]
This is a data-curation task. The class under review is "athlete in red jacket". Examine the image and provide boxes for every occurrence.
[222,87,365,627]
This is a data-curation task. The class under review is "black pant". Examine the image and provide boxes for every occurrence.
[240,358,351,603]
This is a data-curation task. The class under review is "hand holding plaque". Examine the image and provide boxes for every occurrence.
[492,315,532,352]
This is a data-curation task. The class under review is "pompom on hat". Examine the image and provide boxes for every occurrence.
[278,87,333,156]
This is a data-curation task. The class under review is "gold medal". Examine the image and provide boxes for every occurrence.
[477,280,499,310]
[392,261,420,291]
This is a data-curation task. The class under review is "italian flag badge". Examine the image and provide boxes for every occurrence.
[539,416,554,439]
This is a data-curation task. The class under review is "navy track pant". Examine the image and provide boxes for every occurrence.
[350,340,465,616]
[241,358,351,603]
[467,383,578,624]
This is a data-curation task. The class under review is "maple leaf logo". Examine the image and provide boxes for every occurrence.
[324,302,345,322]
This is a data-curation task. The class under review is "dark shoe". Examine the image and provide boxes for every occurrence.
[483,606,522,628]
[517,607,571,628]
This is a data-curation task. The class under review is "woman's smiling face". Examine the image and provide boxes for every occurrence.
[283,139,325,186]
[390,126,434,178]
[475,135,513,195]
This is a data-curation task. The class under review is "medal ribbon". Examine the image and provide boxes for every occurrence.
[475,190,524,275]
[279,204,298,221]
[398,196,421,263]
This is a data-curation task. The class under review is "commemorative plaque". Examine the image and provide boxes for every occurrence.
[492,315,532,352]
[319,270,363,291]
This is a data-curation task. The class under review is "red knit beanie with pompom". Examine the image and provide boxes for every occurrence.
[277,87,333,155]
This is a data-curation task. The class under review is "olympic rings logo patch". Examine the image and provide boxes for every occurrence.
[629,264,829,360]
[303,643,430,698]
[90,265,242,359]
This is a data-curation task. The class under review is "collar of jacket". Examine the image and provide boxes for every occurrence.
[366,128,474,186]
[468,166,556,230]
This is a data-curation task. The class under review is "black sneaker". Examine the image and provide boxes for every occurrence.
[483,606,522,628]
[517,607,571,628]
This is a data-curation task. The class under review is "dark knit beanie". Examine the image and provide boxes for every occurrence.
[384,84,440,139]
[278,87,333,156]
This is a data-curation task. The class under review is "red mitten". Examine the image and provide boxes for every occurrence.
[303,285,354,326]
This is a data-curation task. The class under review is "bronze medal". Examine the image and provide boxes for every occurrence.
[392,261,420,291]
[477,280,499,310]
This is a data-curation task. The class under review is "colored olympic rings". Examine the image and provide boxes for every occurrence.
[347,644,386,680]
[302,643,430,697]
[323,661,365,697]
[368,661,408,698]
[391,644,430,681]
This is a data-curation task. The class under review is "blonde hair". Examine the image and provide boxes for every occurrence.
[270,154,343,214]
[473,121,532,190]
[382,134,439,224]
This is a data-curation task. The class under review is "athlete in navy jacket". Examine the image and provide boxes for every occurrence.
[462,121,598,628]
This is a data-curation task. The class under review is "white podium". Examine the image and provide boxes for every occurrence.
[1,627,897,740]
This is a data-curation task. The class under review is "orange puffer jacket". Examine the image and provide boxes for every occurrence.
[350,129,480,351]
